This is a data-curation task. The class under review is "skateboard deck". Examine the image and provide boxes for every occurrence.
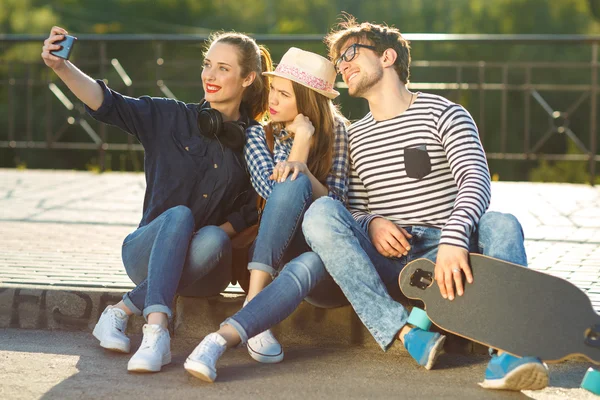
[398,254,600,364]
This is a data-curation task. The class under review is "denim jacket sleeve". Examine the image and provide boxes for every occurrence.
[225,188,259,233]
[85,80,184,150]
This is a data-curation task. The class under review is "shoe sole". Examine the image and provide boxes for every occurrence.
[247,345,284,364]
[424,334,446,370]
[184,359,217,382]
[127,353,171,373]
[479,362,549,391]
[92,328,130,353]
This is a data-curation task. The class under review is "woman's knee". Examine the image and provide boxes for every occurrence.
[200,225,231,245]
[269,173,312,204]
[164,205,195,230]
[178,227,232,296]
[276,172,311,191]
[187,225,232,267]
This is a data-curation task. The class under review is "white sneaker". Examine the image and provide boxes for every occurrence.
[184,333,227,383]
[92,306,130,353]
[127,324,171,372]
[247,329,283,363]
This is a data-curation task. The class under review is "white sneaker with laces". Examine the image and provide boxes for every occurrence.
[184,333,227,383]
[92,306,130,353]
[247,329,284,363]
[127,324,171,372]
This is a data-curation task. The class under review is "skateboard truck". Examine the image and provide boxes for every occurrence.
[585,324,600,348]
[409,268,434,290]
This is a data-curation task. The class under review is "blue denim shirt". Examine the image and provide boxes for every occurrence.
[86,80,258,233]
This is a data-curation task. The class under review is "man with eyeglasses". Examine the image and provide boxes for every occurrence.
[302,15,549,391]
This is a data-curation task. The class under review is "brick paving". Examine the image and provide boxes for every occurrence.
[1,169,599,311]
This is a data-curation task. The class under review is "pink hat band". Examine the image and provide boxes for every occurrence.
[263,47,340,99]
[274,63,335,92]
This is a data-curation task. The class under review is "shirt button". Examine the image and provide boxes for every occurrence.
[203,194,208,198]
[185,146,189,151]
[214,164,218,168]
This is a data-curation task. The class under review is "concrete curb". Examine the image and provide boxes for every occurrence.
[0,286,486,355]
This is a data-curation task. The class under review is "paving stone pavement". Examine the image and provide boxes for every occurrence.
[0,168,599,312]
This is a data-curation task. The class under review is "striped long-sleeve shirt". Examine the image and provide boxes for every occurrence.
[347,92,491,250]
[244,117,350,203]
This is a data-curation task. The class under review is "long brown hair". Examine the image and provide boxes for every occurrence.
[205,32,273,121]
[275,82,347,184]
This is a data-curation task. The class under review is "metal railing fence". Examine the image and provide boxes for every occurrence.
[1,34,598,183]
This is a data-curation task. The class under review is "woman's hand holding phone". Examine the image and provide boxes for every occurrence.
[40,26,104,112]
[41,26,71,70]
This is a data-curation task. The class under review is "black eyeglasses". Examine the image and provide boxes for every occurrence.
[334,43,377,73]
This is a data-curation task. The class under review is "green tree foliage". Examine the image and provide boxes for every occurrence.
[2,0,600,180]
[0,0,58,34]
[0,0,59,61]
[4,0,596,36]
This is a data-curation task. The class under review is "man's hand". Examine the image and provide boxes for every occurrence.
[434,244,474,301]
[368,217,412,258]
[42,26,69,71]
[270,161,309,183]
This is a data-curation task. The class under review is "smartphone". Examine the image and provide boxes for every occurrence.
[50,35,77,60]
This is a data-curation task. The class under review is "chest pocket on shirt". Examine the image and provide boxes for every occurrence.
[404,145,432,180]
[173,132,208,157]
[172,131,211,174]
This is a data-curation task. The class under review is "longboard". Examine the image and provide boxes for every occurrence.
[398,254,600,364]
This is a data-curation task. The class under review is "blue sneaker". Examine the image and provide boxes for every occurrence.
[403,327,446,370]
[480,352,549,391]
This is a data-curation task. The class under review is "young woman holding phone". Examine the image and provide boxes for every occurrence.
[42,26,272,373]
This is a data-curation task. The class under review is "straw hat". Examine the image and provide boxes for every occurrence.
[263,47,340,99]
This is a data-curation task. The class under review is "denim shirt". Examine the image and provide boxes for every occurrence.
[86,80,258,233]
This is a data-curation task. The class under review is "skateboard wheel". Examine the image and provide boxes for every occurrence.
[407,307,431,331]
[581,367,600,395]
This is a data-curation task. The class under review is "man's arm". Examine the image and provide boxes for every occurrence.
[435,104,491,300]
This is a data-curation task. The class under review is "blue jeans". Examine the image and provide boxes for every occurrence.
[302,197,527,351]
[248,174,312,276]
[223,175,347,343]
[122,205,232,319]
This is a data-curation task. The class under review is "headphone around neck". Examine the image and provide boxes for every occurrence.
[197,101,252,152]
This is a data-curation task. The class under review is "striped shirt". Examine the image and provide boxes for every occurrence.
[347,92,491,250]
[244,117,350,202]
